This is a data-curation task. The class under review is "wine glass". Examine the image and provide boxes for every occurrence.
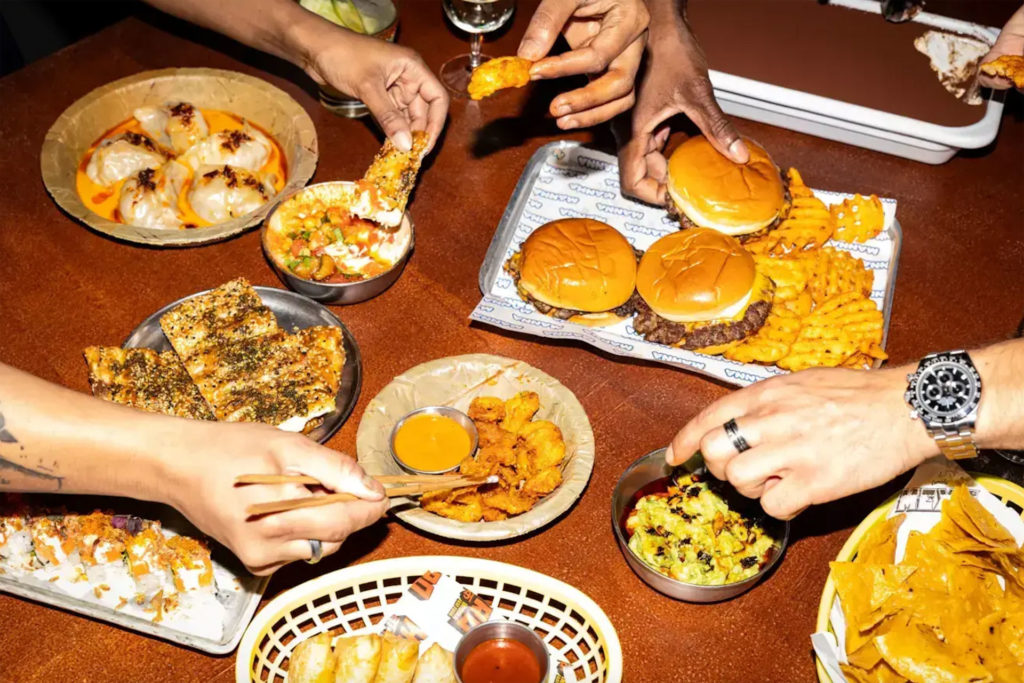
[440,0,516,95]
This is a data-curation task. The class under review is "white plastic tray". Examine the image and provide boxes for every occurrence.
[708,0,1004,164]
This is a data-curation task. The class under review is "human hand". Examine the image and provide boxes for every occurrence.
[618,21,747,204]
[518,0,649,128]
[166,422,387,575]
[307,31,449,152]
[978,5,1024,91]
[665,368,938,520]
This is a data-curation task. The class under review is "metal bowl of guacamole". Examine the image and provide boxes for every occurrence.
[611,448,789,602]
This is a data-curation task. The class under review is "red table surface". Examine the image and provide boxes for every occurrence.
[0,2,1022,681]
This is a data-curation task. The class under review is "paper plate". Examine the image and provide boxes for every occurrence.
[40,67,318,247]
[356,354,595,542]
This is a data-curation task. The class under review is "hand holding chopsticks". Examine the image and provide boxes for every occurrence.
[237,472,496,517]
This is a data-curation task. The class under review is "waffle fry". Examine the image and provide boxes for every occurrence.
[980,55,1024,88]
[753,254,809,302]
[724,305,802,364]
[804,248,873,306]
[786,168,815,199]
[831,193,885,243]
[777,338,862,371]
[745,194,834,255]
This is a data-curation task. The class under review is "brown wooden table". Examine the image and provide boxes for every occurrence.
[1,3,1022,681]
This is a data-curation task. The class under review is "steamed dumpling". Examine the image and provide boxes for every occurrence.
[134,102,209,155]
[180,123,272,171]
[118,160,188,229]
[85,132,166,186]
[187,165,273,223]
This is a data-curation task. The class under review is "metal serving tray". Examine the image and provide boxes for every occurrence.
[0,498,268,654]
[475,141,903,386]
[124,285,363,444]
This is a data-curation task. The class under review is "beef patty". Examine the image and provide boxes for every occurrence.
[633,297,773,349]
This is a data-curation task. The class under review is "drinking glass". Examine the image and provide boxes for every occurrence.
[440,0,516,95]
[307,0,399,118]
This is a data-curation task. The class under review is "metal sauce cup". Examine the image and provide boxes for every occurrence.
[454,621,549,683]
[388,406,479,475]
[611,448,790,603]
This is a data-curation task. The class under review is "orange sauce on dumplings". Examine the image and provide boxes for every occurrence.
[393,414,472,473]
[75,109,287,227]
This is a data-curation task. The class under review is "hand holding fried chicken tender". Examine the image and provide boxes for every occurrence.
[468,57,533,100]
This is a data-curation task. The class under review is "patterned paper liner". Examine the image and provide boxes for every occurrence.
[472,144,900,387]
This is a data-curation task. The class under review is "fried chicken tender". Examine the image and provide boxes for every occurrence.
[468,56,533,100]
[476,421,511,448]
[524,467,562,496]
[479,442,516,467]
[501,391,540,433]
[517,420,566,470]
[482,489,538,515]
[468,396,505,423]
[459,454,494,479]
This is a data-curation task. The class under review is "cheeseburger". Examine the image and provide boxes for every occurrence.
[505,218,638,327]
[633,228,774,350]
[666,136,788,238]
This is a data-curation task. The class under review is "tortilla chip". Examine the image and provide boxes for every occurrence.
[945,485,1016,550]
[831,562,916,653]
[857,514,905,565]
[875,621,992,683]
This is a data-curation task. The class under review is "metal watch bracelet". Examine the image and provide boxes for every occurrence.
[930,426,979,460]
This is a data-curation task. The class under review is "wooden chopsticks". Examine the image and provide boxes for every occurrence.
[238,473,495,517]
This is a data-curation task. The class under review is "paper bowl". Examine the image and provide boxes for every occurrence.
[813,473,1024,683]
[356,354,595,542]
[40,67,318,247]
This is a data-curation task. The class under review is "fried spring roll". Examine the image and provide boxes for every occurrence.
[333,634,382,683]
[372,633,418,683]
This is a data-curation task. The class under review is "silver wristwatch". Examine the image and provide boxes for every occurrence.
[904,350,982,460]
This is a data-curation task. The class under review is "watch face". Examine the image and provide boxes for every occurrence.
[915,361,980,422]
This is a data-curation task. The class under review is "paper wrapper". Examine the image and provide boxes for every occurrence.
[811,458,1024,682]
[377,571,569,682]
[356,354,595,542]
[40,67,318,247]
[471,145,899,388]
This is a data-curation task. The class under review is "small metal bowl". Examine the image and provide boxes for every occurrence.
[261,181,414,305]
[611,448,790,603]
[454,621,549,683]
[388,406,479,476]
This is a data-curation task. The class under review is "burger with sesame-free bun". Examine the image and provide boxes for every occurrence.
[633,228,775,350]
[666,136,788,239]
[504,218,639,327]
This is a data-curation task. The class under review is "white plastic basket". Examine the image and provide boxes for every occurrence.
[236,555,623,683]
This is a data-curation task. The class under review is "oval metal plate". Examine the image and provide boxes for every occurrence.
[123,286,361,444]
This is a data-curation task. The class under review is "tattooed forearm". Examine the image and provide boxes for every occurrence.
[0,408,63,491]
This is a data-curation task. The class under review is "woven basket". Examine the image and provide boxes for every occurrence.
[814,474,1024,683]
[236,555,622,683]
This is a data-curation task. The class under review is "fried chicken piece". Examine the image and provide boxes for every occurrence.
[468,396,505,423]
[479,442,516,467]
[468,56,533,100]
[475,421,507,448]
[517,420,566,470]
[514,444,535,479]
[524,467,562,496]
[459,454,495,479]
[981,55,1024,88]
[497,465,522,489]
[482,488,537,515]
[481,507,509,522]
[423,497,483,522]
[420,488,455,507]
[502,391,540,433]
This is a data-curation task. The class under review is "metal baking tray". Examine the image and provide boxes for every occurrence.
[477,141,902,379]
[0,498,268,654]
[124,285,363,444]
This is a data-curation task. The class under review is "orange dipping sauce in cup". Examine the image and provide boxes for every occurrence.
[459,638,543,683]
[393,413,471,473]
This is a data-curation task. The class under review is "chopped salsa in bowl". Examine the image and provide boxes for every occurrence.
[264,181,412,284]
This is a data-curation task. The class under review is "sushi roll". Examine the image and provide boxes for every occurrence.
[29,515,82,583]
[164,533,225,635]
[125,523,176,616]
[0,512,35,575]
[79,514,136,609]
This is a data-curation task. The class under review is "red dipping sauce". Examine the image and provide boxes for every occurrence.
[460,638,543,683]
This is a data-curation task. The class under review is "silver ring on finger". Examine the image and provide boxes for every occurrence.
[723,418,751,454]
[305,539,323,564]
